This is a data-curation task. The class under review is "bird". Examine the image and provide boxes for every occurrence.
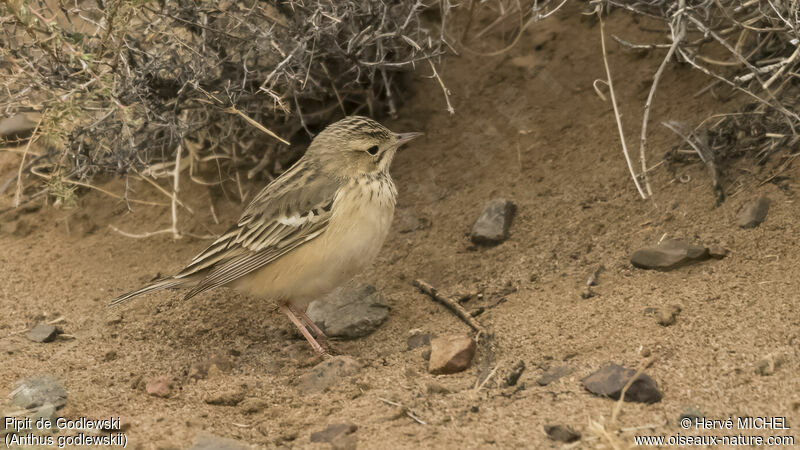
[109,116,422,358]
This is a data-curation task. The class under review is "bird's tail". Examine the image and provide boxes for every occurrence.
[108,277,187,307]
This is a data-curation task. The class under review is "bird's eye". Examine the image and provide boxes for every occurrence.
[366,145,379,156]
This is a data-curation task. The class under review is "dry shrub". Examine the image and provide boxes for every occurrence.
[598,0,800,202]
[1,0,448,206]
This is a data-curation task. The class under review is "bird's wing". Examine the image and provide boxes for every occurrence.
[177,160,341,299]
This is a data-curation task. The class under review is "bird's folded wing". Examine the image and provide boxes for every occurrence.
[176,164,339,299]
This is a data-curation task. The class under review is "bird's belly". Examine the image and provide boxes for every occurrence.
[232,192,395,308]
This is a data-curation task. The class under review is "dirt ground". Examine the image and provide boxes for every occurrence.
[2,4,799,449]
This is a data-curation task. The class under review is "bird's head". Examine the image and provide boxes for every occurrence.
[306,116,422,177]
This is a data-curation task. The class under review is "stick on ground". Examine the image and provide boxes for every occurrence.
[412,279,485,333]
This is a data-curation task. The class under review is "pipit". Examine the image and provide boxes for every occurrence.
[110,116,422,357]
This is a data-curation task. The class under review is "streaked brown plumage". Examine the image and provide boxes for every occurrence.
[110,116,422,357]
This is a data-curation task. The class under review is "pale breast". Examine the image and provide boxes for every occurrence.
[231,175,396,308]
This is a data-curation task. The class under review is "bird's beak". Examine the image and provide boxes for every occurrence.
[395,132,424,147]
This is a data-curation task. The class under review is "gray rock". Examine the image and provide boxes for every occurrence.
[470,198,516,245]
[307,285,390,339]
[544,424,581,443]
[630,239,709,270]
[582,363,662,403]
[0,114,38,141]
[536,365,572,386]
[190,434,249,450]
[26,323,59,343]
[10,376,67,409]
[298,356,362,394]
[738,196,771,228]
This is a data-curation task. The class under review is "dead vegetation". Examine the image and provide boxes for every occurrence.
[594,0,800,203]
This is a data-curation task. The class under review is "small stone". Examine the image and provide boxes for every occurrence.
[580,286,595,299]
[190,434,249,450]
[189,355,233,380]
[240,398,269,414]
[708,245,729,259]
[657,305,682,326]
[406,331,433,350]
[103,351,118,362]
[26,323,60,343]
[582,363,662,403]
[737,196,771,228]
[310,423,357,444]
[536,365,572,386]
[306,285,390,339]
[470,198,516,245]
[204,389,245,406]
[504,360,526,387]
[428,335,477,375]
[298,356,362,394]
[544,424,581,443]
[145,376,172,398]
[0,113,39,141]
[630,239,710,270]
[10,376,67,409]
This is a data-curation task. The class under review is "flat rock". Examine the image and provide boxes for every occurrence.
[737,196,771,228]
[26,323,60,343]
[190,434,249,450]
[470,198,516,245]
[307,285,390,339]
[630,239,709,270]
[145,376,172,398]
[298,356,362,394]
[10,376,67,409]
[582,363,662,403]
[428,335,477,375]
[544,424,581,443]
[0,114,39,141]
[310,423,357,444]
[536,365,572,386]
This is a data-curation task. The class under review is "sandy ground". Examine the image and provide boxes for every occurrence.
[2,4,799,449]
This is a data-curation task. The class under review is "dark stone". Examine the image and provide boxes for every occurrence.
[26,323,60,343]
[544,424,581,443]
[582,363,662,403]
[737,196,771,228]
[307,285,390,339]
[630,239,709,270]
[536,365,573,386]
[10,376,67,409]
[470,198,516,245]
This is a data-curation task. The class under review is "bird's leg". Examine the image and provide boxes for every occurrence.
[288,304,328,340]
[280,304,331,359]
[288,304,341,356]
